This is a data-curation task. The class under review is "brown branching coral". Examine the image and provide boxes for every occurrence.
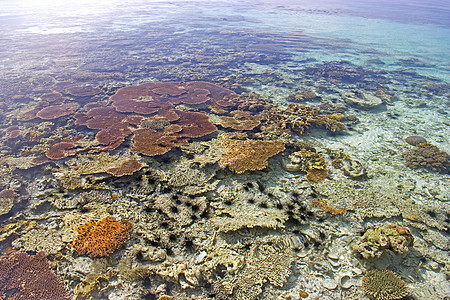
[69,216,133,257]
[220,138,285,173]
[402,143,449,174]
[262,104,346,136]
[362,269,408,300]
[0,251,69,300]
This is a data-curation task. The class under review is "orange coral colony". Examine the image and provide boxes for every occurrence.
[36,102,80,120]
[220,138,285,173]
[69,216,133,257]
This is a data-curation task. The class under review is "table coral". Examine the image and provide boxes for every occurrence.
[69,216,133,257]
[0,251,69,300]
[362,269,408,300]
[36,102,80,120]
[46,141,81,160]
[219,138,285,173]
[75,105,144,150]
[351,224,414,259]
[402,143,449,174]
[110,81,237,114]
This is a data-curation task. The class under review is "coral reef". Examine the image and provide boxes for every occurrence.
[110,81,237,114]
[75,105,144,151]
[219,138,285,173]
[287,88,319,102]
[69,216,133,257]
[282,149,328,182]
[402,143,449,174]
[352,224,414,259]
[342,159,367,178]
[0,188,18,216]
[0,251,69,300]
[361,269,408,300]
[214,236,295,300]
[53,81,102,97]
[46,141,81,160]
[262,104,346,136]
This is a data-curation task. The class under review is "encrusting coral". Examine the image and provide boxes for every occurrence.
[352,224,414,259]
[361,269,408,300]
[402,143,449,174]
[0,251,69,300]
[69,216,133,257]
[219,138,285,173]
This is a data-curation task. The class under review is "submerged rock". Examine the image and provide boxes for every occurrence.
[343,91,383,109]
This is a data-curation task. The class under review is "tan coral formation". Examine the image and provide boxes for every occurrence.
[262,104,346,136]
[219,138,285,173]
[362,269,409,300]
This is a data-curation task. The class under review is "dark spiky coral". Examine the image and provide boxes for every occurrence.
[69,216,133,257]
[0,251,69,300]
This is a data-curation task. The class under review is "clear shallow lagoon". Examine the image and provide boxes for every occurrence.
[0,1,449,299]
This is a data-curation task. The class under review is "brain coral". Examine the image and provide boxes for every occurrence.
[69,216,133,257]
[219,138,285,173]
[402,143,449,174]
[362,269,408,300]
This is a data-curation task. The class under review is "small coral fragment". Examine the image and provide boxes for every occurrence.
[362,269,408,300]
[0,251,69,300]
[220,138,285,173]
[312,199,347,215]
[105,159,143,176]
[69,216,133,257]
